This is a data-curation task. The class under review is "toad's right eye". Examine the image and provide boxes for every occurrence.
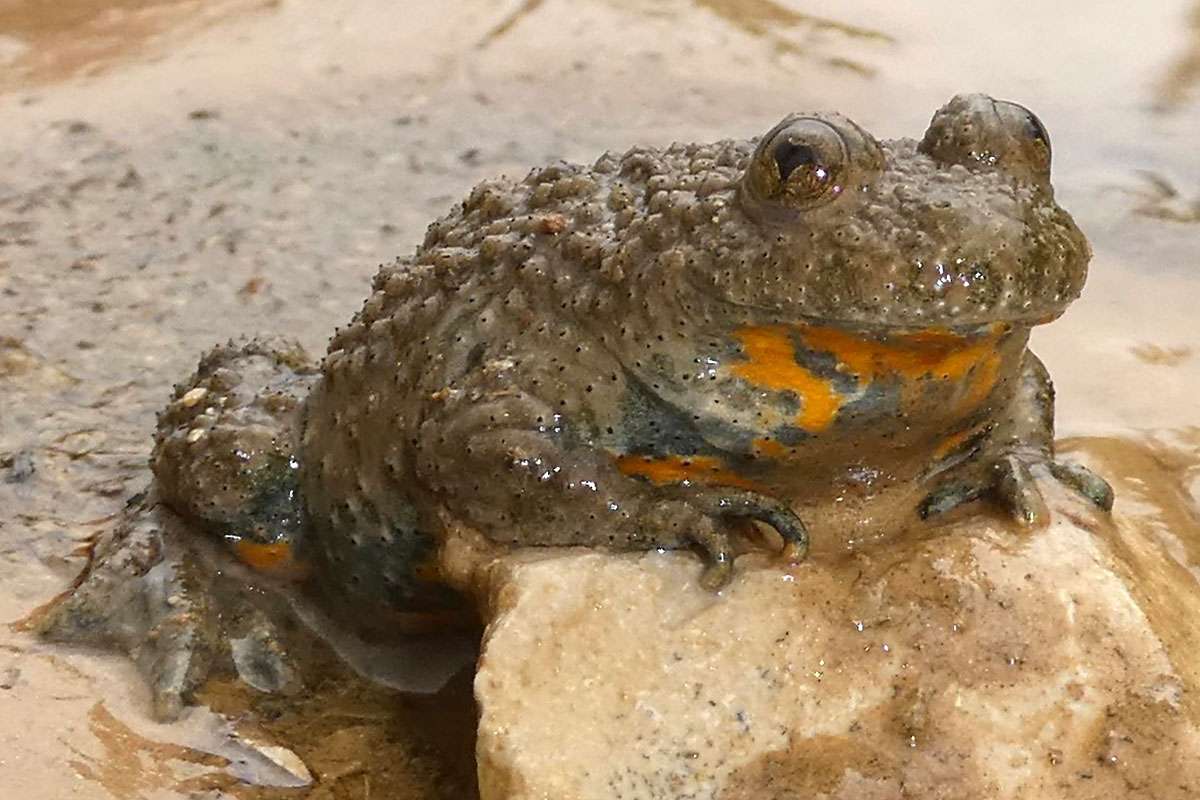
[744,117,850,212]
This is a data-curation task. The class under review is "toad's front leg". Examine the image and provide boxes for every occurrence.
[920,351,1114,525]
[419,391,808,589]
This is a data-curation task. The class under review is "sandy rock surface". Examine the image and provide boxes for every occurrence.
[474,443,1200,799]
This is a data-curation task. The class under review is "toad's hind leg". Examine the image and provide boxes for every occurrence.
[39,338,320,719]
[151,336,319,572]
[920,350,1114,525]
[418,391,808,589]
[37,492,304,720]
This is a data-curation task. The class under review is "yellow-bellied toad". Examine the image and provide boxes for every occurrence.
[42,94,1113,719]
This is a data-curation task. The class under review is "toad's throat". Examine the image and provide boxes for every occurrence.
[731,324,1005,432]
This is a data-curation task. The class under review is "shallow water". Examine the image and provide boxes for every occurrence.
[0,0,1196,797]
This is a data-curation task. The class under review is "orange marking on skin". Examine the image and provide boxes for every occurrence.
[732,325,841,431]
[616,454,762,491]
[731,324,1006,431]
[801,325,1005,417]
[233,540,308,579]
[797,326,995,385]
[752,437,790,458]
[933,424,986,461]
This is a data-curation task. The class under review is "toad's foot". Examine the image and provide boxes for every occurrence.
[920,449,1114,527]
[647,489,810,591]
[36,490,302,721]
[921,350,1114,527]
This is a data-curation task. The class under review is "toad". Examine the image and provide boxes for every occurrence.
[41,94,1112,719]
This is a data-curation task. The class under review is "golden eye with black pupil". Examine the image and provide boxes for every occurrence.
[745,117,849,211]
[773,141,828,194]
[774,140,816,180]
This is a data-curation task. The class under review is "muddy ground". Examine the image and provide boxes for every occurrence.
[0,0,1197,797]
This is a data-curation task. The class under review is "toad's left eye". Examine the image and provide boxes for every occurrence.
[919,94,1052,182]
[995,100,1051,167]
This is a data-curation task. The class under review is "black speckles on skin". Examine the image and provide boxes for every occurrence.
[614,369,746,460]
[314,498,462,613]
[770,425,812,449]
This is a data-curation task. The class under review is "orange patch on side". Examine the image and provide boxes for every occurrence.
[616,454,761,491]
[932,424,988,461]
[752,437,790,458]
[732,325,842,431]
[232,540,308,579]
[800,325,1004,416]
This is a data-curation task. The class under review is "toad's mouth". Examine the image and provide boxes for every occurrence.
[691,240,1085,333]
[806,300,1073,334]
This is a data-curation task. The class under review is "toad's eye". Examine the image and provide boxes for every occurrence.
[744,117,849,211]
[920,94,1052,182]
[994,100,1051,170]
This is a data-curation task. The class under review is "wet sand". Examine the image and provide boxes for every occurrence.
[0,0,1196,797]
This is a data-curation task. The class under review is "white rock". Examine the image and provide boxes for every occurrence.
[470,470,1200,799]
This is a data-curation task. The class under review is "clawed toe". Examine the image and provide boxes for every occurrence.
[921,451,1114,528]
[229,612,300,694]
[919,481,985,519]
[699,491,811,562]
[683,515,735,591]
[993,453,1050,526]
[1048,461,1114,511]
[697,552,734,591]
[679,491,810,590]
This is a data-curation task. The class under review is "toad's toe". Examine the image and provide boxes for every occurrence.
[1048,460,1115,512]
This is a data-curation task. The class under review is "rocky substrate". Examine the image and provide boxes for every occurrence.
[467,475,1200,799]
